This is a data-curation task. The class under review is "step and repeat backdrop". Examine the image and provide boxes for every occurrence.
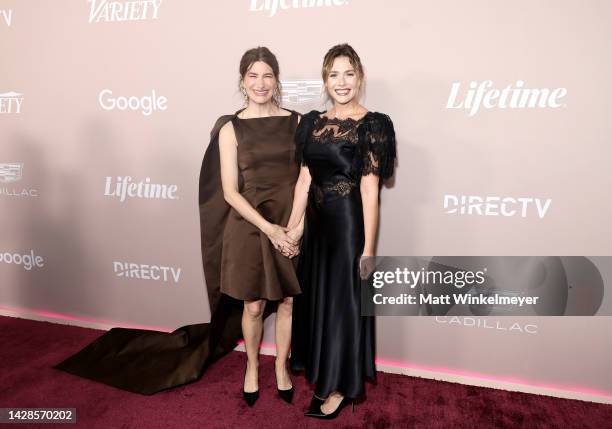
[1,1,611,399]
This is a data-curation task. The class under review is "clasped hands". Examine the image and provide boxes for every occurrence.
[265,224,303,259]
[266,223,375,277]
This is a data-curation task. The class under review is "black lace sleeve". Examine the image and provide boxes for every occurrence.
[295,110,320,165]
[359,112,397,179]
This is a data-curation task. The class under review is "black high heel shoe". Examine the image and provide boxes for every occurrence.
[277,386,294,404]
[242,390,259,407]
[304,396,354,419]
[275,361,294,404]
[305,395,325,415]
[243,366,259,407]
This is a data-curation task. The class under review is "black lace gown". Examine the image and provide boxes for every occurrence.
[290,110,396,399]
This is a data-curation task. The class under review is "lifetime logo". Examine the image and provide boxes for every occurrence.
[99,89,167,116]
[104,176,178,202]
[249,0,348,18]
[443,194,552,219]
[0,250,45,271]
[113,261,181,283]
[88,0,163,23]
[0,92,24,114]
[446,80,567,117]
[1,9,12,26]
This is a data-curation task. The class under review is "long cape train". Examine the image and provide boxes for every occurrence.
[54,113,272,395]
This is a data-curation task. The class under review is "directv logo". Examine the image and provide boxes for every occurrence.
[113,261,181,283]
[443,194,552,219]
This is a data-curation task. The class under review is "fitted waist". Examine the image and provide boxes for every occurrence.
[310,179,359,204]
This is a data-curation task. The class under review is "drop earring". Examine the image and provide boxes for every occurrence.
[240,85,248,104]
[273,86,281,106]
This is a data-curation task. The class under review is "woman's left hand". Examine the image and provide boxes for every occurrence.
[359,254,376,280]
[280,226,303,258]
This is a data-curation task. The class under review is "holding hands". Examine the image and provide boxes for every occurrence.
[266,222,303,259]
[282,225,303,258]
[265,224,300,257]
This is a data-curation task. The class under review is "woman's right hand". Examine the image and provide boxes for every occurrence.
[265,224,299,255]
[281,226,303,258]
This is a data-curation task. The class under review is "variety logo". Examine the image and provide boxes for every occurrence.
[281,79,323,104]
[99,89,167,116]
[113,261,181,283]
[0,250,45,271]
[88,0,163,23]
[104,176,178,202]
[0,163,39,197]
[446,80,567,117]
[249,0,348,17]
[443,194,552,219]
[0,91,24,114]
[1,9,12,26]
[435,316,538,334]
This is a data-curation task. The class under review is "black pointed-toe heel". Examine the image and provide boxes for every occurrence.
[277,386,294,404]
[304,395,325,417]
[275,360,294,404]
[242,389,259,407]
[305,397,354,419]
[243,365,259,407]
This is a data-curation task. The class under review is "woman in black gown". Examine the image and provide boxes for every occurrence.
[283,44,396,419]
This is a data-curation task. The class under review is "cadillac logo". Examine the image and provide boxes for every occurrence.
[0,163,23,183]
[281,79,323,104]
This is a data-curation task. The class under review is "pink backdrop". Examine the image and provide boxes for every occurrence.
[1,0,610,403]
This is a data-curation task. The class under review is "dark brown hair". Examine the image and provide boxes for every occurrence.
[239,46,281,106]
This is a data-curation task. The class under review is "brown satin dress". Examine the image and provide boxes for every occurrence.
[53,111,300,395]
[221,113,301,301]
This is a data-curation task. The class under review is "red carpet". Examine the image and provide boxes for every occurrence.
[0,316,609,428]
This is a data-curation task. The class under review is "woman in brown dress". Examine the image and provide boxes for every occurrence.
[54,47,301,405]
[216,46,301,406]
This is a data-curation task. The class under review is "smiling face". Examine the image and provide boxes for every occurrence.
[325,56,361,105]
[241,61,277,105]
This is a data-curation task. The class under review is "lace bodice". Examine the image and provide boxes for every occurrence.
[311,116,362,145]
[295,111,396,202]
